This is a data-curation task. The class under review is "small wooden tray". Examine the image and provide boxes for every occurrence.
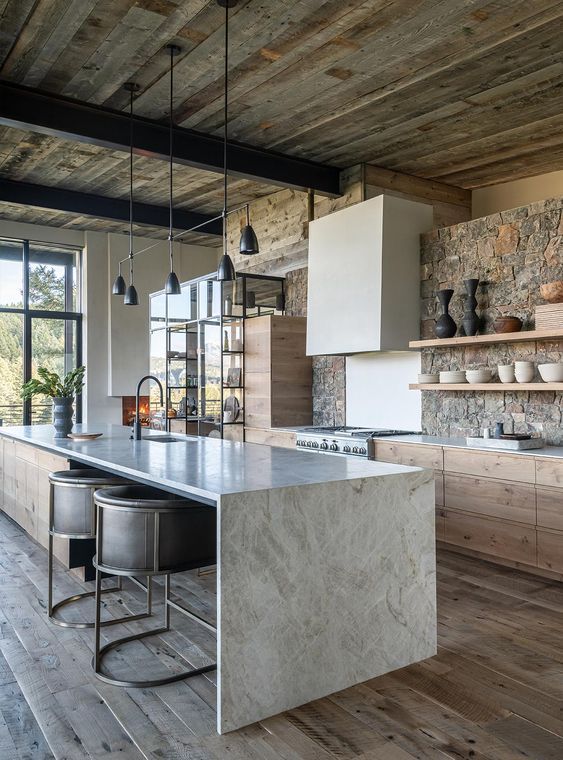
[67,433,103,441]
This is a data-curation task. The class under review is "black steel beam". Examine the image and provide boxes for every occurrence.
[0,81,341,196]
[0,179,223,235]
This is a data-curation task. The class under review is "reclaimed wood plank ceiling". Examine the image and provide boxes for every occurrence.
[0,0,562,234]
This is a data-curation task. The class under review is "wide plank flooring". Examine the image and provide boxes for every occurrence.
[1,510,563,759]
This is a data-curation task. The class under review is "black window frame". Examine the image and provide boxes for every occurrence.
[0,237,83,426]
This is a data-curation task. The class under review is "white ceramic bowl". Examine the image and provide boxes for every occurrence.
[418,373,439,384]
[515,369,535,383]
[538,363,563,382]
[466,369,493,384]
[498,364,515,383]
[440,371,467,384]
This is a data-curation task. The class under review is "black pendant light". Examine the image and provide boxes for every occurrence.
[123,82,140,306]
[111,265,126,296]
[239,204,259,255]
[165,44,182,295]
[216,0,237,282]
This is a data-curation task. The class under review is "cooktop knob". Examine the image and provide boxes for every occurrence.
[320,442,328,450]
[359,447,366,455]
[330,443,338,451]
[352,446,358,453]
[312,441,319,448]
[343,445,351,453]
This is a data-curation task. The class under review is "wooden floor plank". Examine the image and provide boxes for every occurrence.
[6,511,563,758]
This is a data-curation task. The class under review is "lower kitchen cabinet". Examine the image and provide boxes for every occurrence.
[537,486,563,531]
[444,473,536,524]
[537,528,563,573]
[443,509,537,565]
[244,427,297,448]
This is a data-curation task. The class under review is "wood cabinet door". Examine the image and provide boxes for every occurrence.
[536,458,563,488]
[443,509,536,565]
[444,473,536,524]
[537,529,563,574]
[371,441,443,470]
[537,486,563,531]
[443,448,535,484]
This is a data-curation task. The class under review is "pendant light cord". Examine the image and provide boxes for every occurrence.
[129,87,134,283]
[169,46,174,271]
[222,2,229,257]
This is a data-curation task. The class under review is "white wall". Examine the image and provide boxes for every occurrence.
[346,352,421,430]
[0,218,219,424]
[472,170,563,217]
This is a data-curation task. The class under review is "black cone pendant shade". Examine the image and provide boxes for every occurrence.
[124,284,139,306]
[166,270,181,295]
[239,226,259,255]
[217,252,236,281]
[112,269,126,295]
[165,45,182,295]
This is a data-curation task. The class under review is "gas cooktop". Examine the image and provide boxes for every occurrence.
[296,427,419,457]
[301,427,418,438]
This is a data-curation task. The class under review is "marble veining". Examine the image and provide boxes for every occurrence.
[217,469,436,733]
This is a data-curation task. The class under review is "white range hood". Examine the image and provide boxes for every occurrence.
[306,194,433,355]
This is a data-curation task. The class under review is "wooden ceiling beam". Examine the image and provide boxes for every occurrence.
[0,179,223,235]
[0,81,341,196]
[364,165,471,208]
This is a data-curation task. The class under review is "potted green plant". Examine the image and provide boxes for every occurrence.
[22,366,86,438]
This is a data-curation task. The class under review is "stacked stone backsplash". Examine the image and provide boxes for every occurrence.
[286,267,346,426]
[420,196,563,443]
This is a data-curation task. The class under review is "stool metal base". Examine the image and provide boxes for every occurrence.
[93,572,217,688]
[48,532,154,629]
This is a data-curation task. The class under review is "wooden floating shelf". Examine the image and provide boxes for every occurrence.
[409,328,563,349]
[410,383,563,391]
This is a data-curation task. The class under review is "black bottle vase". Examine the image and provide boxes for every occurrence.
[462,278,480,337]
[435,289,457,339]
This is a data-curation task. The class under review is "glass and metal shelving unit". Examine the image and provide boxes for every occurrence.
[149,271,285,440]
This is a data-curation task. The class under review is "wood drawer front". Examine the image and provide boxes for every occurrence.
[15,442,38,465]
[443,448,535,484]
[536,458,563,488]
[537,487,563,531]
[537,530,563,574]
[444,474,535,525]
[244,427,296,449]
[435,472,444,507]
[371,442,443,470]
[37,449,68,474]
[443,509,536,565]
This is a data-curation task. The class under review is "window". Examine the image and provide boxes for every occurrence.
[0,238,82,426]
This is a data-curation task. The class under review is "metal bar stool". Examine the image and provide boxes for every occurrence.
[48,469,153,629]
[92,484,217,688]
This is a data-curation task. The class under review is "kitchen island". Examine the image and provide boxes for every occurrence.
[0,424,436,734]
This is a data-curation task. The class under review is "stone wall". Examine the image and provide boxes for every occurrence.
[420,196,563,443]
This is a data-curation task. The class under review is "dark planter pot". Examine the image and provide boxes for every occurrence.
[462,278,480,336]
[435,289,457,339]
[52,397,74,439]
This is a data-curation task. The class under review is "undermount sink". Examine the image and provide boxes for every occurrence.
[144,435,182,443]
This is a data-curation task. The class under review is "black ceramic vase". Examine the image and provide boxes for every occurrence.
[53,397,73,439]
[462,278,480,337]
[435,289,457,339]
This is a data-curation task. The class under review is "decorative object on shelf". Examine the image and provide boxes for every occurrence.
[493,316,522,333]
[164,44,182,296]
[223,394,240,423]
[514,360,534,383]
[462,278,480,336]
[435,289,457,339]
[223,330,229,351]
[239,204,259,255]
[498,364,515,383]
[418,373,439,384]
[439,370,466,384]
[21,366,85,439]
[540,280,563,304]
[466,368,493,384]
[494,422,504,438]
[535,303,563,329]
[224,295,233,316]
[246,290,256,309]
[167,407,177,418]
[226,367,241,387]
[231,337,243,352]
[123,82,140,306]
[538,363,563,382]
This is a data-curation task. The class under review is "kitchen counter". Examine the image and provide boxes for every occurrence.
[0,424,436,734]
[371,433,563,457]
